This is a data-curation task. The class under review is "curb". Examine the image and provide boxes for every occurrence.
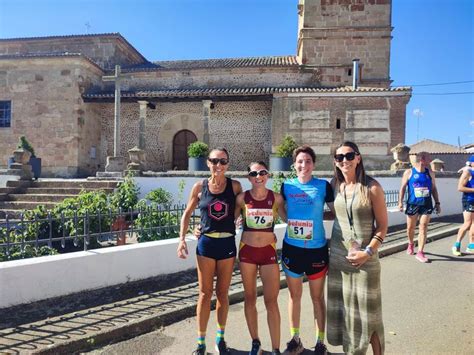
[19,223,462,354]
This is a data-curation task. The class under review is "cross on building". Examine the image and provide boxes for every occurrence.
[102,65,125,157]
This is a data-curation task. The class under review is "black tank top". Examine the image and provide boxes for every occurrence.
[199,177,236,235]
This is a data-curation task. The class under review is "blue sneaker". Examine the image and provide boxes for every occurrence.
[249,338,262,355]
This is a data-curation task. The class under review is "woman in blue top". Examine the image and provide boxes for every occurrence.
[453,155,474,255]
[280,145,335,355]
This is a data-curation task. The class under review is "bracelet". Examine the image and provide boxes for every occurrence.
[364,246,374,257]
[373,235,384,244]
[435,202,440,205]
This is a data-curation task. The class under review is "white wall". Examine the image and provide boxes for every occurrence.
[0,176,461,308]
[0,173,19,188]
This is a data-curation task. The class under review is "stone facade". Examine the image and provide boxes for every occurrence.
[0,55,103,176]
[0,0,411,177]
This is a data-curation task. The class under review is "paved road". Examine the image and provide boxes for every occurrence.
[88,235,473,354]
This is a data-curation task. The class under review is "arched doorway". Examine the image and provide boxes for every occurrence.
[173,130,197,170]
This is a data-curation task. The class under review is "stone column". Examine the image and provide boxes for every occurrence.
[202,100,212,145]
[137,100,148,150]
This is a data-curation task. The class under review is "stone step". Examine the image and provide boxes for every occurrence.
[6,180,119,189]
[0,209,23,220]
[0,201,57,210]
[22,187,115,194]
[6,194,79,202]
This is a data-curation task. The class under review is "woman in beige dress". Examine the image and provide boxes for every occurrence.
[327,141,388,355]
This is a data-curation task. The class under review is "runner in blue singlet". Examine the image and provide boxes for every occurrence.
[398,151,440,263]
[453,155,474,255]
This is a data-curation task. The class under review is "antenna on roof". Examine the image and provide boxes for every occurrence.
[85,22,91,33]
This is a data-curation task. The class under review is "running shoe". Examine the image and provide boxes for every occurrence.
[452,245,462,256]
[192,345,206,355]
[416,250,429,263]
[285,336,304,354]
[271,349,281,355]
[406,243,414,255]
[215,339,230,354]
[466,245,474,254]
[314,342,327,355]
[249,339,262,355]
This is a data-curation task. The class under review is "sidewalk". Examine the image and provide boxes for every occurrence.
[0,216,462,354]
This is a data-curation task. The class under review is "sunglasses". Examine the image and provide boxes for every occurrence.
[248,169,269,177]
[208,158,229,165]
[334,152,358,163]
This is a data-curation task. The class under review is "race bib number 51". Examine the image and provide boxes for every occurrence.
[287,219,313,240]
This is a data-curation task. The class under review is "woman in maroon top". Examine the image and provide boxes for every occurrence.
[235,161,286,355]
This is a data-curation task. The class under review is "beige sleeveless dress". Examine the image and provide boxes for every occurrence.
[327,184,385,354]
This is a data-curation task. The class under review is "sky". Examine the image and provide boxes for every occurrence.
[0,0,473,147]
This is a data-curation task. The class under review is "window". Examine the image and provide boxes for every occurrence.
[0,101,11,128]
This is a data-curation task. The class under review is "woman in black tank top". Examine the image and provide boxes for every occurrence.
[177,147,242,355]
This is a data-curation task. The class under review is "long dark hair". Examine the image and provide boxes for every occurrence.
[333,141,372,205]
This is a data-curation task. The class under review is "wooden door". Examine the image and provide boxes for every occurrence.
[173,130,197,170]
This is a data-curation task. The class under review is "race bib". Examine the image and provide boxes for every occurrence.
[287,219,313,240]
[414,187,429,198]
[246,208,274,229]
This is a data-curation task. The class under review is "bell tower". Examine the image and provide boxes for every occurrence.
[296,0,392,87]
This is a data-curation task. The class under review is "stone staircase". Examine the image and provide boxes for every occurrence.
[0,180,120,220]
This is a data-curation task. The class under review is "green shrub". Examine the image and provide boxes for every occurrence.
[146,188,173,205]
[110,176,140,211]
[275,135,298,158]
[0,227,58,262]
[135,202,181,242]
[17,135,35,156]
[187,141,209,158]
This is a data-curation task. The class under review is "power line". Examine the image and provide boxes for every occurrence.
[398,80,474,87]
[413,91,474,96]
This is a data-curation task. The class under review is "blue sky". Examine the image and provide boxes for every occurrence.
[1,0,473,147]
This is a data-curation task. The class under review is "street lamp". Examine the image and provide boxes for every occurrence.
[413,108,424,142]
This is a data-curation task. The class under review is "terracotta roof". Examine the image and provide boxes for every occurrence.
[119,56,299,72]
[83,86,411,100]
[0,33,121,42]
[409,139,461,153]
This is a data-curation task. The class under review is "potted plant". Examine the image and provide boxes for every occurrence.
[187,141,209,171]
[9,136,42,179]
[270,134,298,171]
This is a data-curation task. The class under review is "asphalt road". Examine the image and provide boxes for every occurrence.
[87,235,474,355]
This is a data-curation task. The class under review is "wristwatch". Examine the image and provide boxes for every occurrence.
[364,246,374,257]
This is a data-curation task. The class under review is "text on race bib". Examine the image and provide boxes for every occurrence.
[246,208,274,229]
[414,187,430,198]
[287,219,313,240]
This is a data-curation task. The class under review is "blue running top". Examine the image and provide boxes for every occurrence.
[281,177,334,248]
[464,169,474,202]
[407,167,432,206]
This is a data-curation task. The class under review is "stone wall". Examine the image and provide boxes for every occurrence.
[0,34,146,70]
[95,100,272,172]
[0,56,103,177]
[297,0,392,86]
[271,92,408,170]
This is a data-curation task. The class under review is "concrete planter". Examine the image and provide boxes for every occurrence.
[188,157,207,171]
[270,156,293,172]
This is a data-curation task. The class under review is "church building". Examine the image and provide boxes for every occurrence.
[0,0,411,177]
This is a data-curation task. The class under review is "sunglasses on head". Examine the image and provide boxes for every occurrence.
[248,169,269,177]
[208,158,229,165]
[334,151,358,163]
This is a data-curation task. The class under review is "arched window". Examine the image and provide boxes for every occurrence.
[173,130,197,170]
